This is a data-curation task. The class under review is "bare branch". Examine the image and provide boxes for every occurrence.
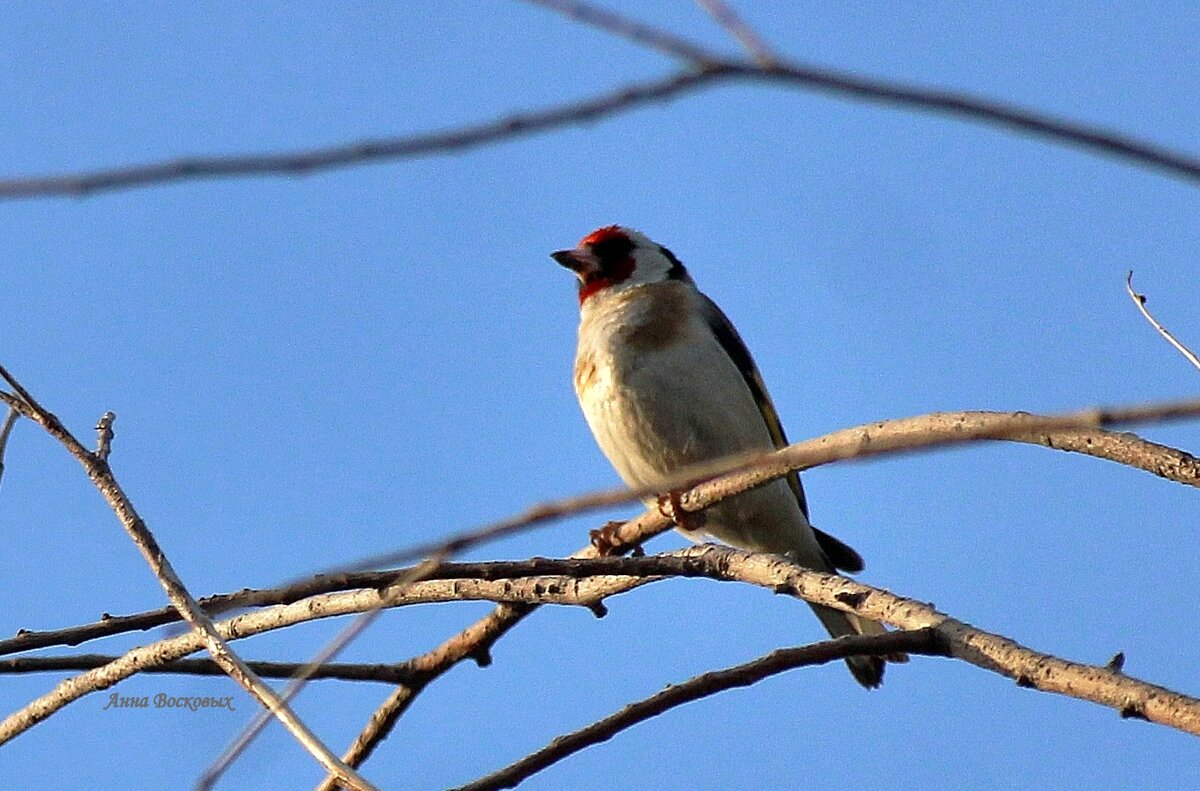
[0,70,719,199]
[1126,272,1200,372]
[454,629,943,791]
[0,404,18,488]
[0,571,653,744]
[3,47,1200,198]
[307,546,1200,791]
[694,0,777,66]
[0,558,657,658]
[13,547,1195,744]
[0,364,373,791]
[0,655,416,684]
[317,400,1200,786]
[346,400,1200,574]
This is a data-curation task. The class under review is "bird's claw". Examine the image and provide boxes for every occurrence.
[657,490,706,532]
[589,520,626,556]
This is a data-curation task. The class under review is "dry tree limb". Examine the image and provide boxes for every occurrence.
[316,399,1200,788]
[1126,272,1200,372]
[302,547,1199,791]
[10,548,1194,744]
[648,547,1200,732]
[454,629,943,791]
[0,560,628,657]
[0,365,374,791]
[0,655,417,683]
[3,7,1200,198]
[0,573,655,744]
[456,549,1200,791]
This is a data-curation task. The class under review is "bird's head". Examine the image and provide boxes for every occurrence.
[552,226,689,305]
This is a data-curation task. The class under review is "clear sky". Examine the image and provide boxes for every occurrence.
[1,3,1198,789]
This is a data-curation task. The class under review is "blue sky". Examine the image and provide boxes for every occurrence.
[1,3,1198,789]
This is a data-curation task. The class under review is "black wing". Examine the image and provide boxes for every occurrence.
[697,293,864,573]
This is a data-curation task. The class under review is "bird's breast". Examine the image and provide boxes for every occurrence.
[573,285,773,489]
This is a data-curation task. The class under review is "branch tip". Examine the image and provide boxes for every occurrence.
[1124,271,1200,372]
[94,411,116,462]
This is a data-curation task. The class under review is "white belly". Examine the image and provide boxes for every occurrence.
[575,291,819,559]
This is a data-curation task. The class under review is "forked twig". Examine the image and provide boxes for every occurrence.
[0,364,374,791]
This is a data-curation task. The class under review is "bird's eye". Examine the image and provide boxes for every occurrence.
[589,235,635,269]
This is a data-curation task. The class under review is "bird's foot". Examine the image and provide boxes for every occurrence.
[657,490,706,533]
[589,520,626,556]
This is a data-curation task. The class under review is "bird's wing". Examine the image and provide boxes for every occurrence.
[697,293,864,573]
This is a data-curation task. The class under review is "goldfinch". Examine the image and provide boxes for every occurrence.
[553,225,895,688]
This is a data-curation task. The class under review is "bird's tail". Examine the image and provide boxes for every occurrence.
[808,604,907,689]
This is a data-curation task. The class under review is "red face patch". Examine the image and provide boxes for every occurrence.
[579,225,627,248]
[576,226,637,305]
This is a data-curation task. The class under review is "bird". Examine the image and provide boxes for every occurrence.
[552,225,898,688]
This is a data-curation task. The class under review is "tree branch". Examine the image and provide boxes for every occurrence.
[0,364,374,791]
[312,546,1200,791]
[3,11,1200,199]
[315,400,1200,787]
[0,655,423,684]
[0,572,655,745]
[454,629,943,791]
[347,400,1200,576]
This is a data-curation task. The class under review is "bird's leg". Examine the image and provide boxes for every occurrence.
[657,490,706,533]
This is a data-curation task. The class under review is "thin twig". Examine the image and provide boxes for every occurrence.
[524,0,717,62]
[454,629,943,791]
[1126,271,1200,372]
[519,3,1200,183]
[0,655,414,683]
[0,364,374,791]
[0,404,18,488]
[693,0,776,66]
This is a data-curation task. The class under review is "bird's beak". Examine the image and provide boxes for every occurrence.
[551,248,597,275]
